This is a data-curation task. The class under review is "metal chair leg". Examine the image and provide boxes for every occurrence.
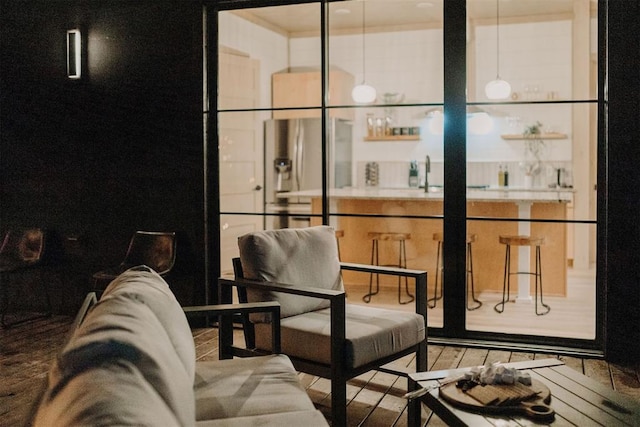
[466,241,482,310]
[398,240,414,304]
[535,245,550,315]
[427,241,443,308]
[494,244,511,313]
[363,240,380,303]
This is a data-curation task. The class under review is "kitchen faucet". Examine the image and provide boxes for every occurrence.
[424,155,431,192]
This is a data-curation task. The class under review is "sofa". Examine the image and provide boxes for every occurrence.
[31,266,328,426]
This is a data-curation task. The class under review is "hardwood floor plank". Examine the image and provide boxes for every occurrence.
[457,347,488,368]
[584,357,614,388]
[610,363,640,401]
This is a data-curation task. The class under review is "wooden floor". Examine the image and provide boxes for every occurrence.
[2,313,639,427]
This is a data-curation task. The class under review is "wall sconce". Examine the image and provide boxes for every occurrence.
[67,29,81,79]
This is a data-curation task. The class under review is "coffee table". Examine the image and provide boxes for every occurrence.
[407,358,640,426]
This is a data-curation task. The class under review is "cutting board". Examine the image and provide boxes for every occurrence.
[439,379,555,421]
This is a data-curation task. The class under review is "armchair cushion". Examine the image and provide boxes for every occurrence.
[34,359,181,427]
[37,290,195,427]
[102,266,196,380]
[238,226,343,320]
[254,304,425,369]
[194,354,316,421]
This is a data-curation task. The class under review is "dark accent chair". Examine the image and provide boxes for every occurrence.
[0,227,51,327]
[92,231,176,287]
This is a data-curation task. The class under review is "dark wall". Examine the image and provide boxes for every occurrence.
[1,0,639,362]
[1,0,205,312]
[604,0,640,364]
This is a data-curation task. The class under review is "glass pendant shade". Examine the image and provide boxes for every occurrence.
[352,83,377,104]
[485,78,511,100]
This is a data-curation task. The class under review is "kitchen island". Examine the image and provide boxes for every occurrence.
[279,187,573,298]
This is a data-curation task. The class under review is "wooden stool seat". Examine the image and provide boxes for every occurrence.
[429,233,481,310]
[499,235,545,246]
[368,232,411,241]
[364,232,414,304]
[432,232,477,244]
[495,235,550,315]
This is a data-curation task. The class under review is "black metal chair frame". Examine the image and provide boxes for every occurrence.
[220,259,427,427]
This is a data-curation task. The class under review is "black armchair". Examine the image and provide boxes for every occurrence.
[218,226,427,426]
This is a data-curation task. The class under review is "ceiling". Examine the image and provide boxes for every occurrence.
[231,1,595,36]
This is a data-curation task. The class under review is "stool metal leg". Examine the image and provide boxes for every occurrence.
[427,241,443,308]
[494,243,512,313]
[534,245,550,315]
[398,239,414,304]
[363,240,380,303]
[466,242,482,310]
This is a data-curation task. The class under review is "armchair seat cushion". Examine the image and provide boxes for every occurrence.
[194,354,317,421]
[254,305,425,369]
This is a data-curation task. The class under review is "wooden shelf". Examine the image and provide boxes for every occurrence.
[501,132,568,140]
[364,135,420,141]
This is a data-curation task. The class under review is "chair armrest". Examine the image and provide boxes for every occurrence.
[219,277,344,301]
[217,276,347,370]
[340,262,427,319]
[183,302,281,318]
[183,301,282,357]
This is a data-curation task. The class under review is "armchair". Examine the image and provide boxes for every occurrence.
[218,226,427,426]
[0,227,51,327]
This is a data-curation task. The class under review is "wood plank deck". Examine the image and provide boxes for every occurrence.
[2,315,639,426]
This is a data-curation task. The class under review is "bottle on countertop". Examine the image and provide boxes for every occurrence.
[409,160,419,187]
[498,165,505,187]
[504,165,509,187]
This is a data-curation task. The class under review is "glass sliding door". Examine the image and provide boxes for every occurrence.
[325,0,444,325]
[211,0,602,350]
[216,4,321,276]
[464,0,598,342]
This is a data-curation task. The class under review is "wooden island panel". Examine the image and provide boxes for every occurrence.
[313,197,567,297]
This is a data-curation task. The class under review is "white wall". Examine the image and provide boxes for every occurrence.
[220,13,577,188]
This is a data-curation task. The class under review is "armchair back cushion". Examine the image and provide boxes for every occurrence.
[238,226,343,319]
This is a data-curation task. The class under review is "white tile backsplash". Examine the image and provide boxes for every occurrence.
[356,160,571,189]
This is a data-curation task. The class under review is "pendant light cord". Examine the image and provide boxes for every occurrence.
[361,1,366,84]
[496,0,500,79]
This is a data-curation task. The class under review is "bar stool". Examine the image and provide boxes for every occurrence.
[494,235,550,316]
[363,232,414,304]
[428,233,482,310]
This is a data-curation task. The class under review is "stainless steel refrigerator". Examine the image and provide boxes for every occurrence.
[264,117,352,229]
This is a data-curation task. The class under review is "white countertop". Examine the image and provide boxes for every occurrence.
[277,186,574,203]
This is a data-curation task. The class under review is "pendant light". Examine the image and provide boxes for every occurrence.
[352,1,376,104]
[485,0,511,100]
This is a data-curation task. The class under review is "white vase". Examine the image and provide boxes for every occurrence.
[524,175,533,189]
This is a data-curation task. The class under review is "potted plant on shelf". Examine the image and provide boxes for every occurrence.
[519,121,546,188]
